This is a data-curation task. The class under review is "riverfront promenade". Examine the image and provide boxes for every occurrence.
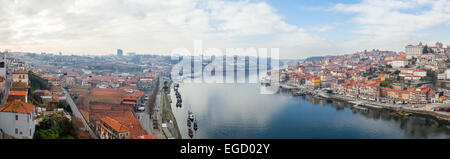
[285,85,450,121]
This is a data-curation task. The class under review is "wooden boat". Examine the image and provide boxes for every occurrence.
[193,120,198,131]
[188,128,193,138]
[397,111,411,116]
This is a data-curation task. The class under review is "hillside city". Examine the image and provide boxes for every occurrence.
[0,41,449,139]
[276,42,450,120]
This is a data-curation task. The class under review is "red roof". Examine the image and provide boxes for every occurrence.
[13,70,28,74]
[9,91,27,96]
[0,100,35,114]
[101,116,129,133]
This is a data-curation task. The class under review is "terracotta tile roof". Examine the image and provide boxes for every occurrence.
[9,90,28,96]
[122,101,137,105]
[33,90,52,96]
[80,110,90,123]
[12,82,28,88]
[13,70,28,74]
[0,100,35,114]
[101,116,129,133]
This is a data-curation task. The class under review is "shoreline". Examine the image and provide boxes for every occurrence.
[324,93,450,121]
[165,80,182,139]
[289,87,450,122]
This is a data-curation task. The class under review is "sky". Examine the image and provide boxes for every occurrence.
[0,0,449,59]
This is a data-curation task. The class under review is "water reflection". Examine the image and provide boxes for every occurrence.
[171,83,450,139]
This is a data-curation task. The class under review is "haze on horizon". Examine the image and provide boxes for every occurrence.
[1,0,449,59]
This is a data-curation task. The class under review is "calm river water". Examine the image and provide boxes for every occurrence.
[170,82,450,139]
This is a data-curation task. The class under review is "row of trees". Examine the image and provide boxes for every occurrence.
[28,72,48,92]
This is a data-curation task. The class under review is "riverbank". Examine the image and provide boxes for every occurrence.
[290,87,450,122]
[162,80,182,139]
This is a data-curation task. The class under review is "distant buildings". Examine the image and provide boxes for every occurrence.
[391,56,408,68]
[406,42,447,59]
[117,49,123,57]
[405,42,423,59]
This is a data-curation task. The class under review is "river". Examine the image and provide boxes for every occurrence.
[170,82,450,139]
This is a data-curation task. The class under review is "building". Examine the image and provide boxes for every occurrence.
[405,43,423,59]
[95,116,130,139]
[0,100,36,139]
[0,52,6,78]
[410,85,435,104]
[117,49,123,57]
[392,56,408,68]
[12,70,29,85]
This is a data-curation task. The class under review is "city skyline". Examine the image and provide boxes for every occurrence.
[1,0,449,59]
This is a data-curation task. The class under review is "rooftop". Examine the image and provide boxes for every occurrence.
[101,116,129,133]
[13,70,28,74]
[0,100,35,114]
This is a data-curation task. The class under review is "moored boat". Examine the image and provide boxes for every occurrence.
[187,118,191,127]
[188,128,193,138]
[193,120,198,131]
[397,111,411,116]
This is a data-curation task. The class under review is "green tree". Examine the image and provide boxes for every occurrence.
[34,114,79,139]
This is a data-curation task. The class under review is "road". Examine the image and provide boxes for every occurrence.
[149,78,166,139]
[62,88,98,139]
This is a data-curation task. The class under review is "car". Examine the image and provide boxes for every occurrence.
[138,107,145,111]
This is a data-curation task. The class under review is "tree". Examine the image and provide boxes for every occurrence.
[423,45,429,53]
[34,114,79,139]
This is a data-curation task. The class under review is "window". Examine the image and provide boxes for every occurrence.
[15,115,18,120]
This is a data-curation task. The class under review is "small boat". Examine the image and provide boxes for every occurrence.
[397,112,411,116]
[189,114,195,122]
[353,104,368,111]
[188,128,194,138]
[187,119,191,127]
[193,120,198,131]
[188,107,195,122]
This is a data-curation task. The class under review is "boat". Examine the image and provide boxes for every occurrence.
[188,128,194,138]
[187,109,195,122]
[353,104,368,111]
[397,111,411,116]
[292,91,305,96]
[193,120,198,131]
[187,119,191,127]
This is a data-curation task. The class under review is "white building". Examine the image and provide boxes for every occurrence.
[392,59,408,68]
[446,69,450,80]
[0,100,36,139]
[413,70,427,77]
[405,43,423,59]
[12,70,29,85]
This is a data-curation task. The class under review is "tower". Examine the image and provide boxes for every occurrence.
[0,52,6,78]
[117,49,123,57]
[436,41,443,49]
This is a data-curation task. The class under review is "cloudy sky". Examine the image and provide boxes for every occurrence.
[0,0,449,58]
